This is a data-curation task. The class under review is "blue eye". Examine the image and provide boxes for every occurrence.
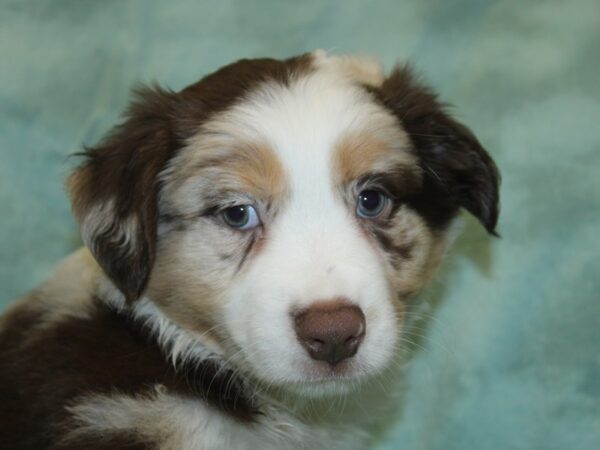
[356,190,388,219]
[222,205,261,230]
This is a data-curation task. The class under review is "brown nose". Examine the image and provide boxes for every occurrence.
[294,301,366,366]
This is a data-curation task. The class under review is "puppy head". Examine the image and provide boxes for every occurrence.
[69,51,499,393]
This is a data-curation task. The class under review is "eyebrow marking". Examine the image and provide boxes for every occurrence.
[159,136,290,227]
[331,130,421,192]
[221,143,287,202]
[332,133,396,185]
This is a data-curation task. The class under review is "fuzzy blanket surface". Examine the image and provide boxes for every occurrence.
[1,1,598,448]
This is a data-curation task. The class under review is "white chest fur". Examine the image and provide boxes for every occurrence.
[68,387,372,450]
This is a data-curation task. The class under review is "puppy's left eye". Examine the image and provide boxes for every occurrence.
[222,205,261,230]
[356,190,389,219]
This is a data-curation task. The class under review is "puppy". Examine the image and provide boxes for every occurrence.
[0,50,499,450]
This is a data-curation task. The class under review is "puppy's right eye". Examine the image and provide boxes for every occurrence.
[222,205,261,230]
[356,190,389,219]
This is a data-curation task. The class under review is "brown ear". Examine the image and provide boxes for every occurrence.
[377,65,500,234]
[68,86,178,302]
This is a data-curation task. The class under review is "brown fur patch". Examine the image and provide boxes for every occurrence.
[0,298,258,449]
[68,86,177,303]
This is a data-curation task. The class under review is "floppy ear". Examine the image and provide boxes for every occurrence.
[68,86,178,302]
[378,65,500,234]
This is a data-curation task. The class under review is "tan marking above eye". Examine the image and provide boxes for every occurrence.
[161,136,289,219]
[331,130,421,194]
[224,143,287,202]
[332,133,395,185]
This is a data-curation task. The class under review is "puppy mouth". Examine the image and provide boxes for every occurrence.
[241,349,373,389]
[303,358,360,379]
[282,361,373,397]
[286,353,381,390]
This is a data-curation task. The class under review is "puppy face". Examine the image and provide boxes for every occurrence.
[69,51,499,393]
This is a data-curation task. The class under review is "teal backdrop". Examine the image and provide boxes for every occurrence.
[1,1,599,449]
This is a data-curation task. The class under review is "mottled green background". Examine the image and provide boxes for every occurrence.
[1,1,599,448]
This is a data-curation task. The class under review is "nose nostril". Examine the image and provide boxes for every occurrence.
[344,335,358,345]
[306,338,324,350]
